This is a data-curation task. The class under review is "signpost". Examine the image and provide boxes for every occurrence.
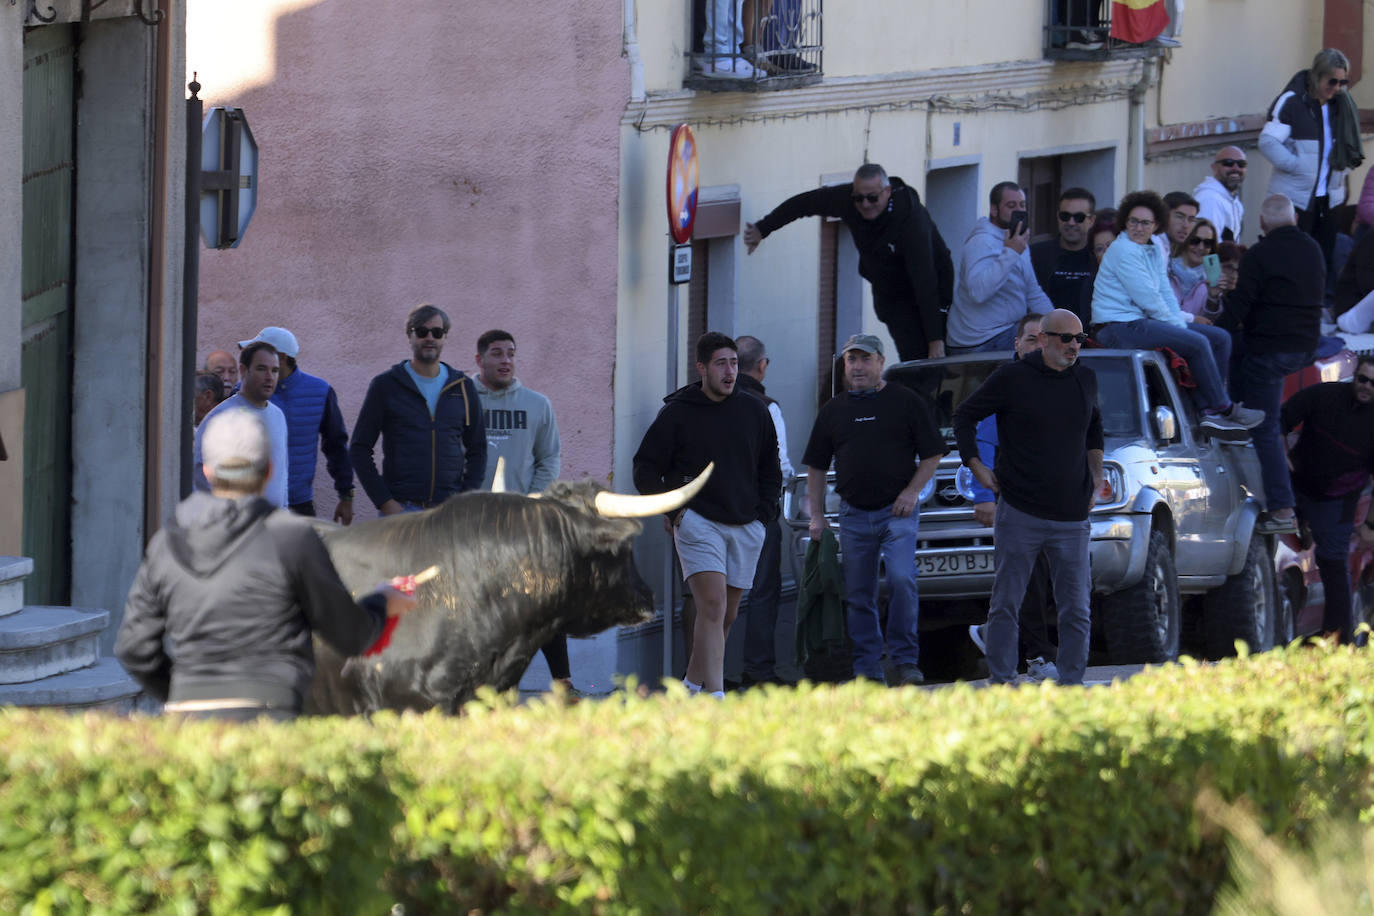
[662,124,698,680]
[199,106,259,250]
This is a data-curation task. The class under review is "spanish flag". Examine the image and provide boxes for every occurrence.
[1110,0,1169,44]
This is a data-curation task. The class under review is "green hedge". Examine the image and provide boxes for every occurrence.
[3,646,1374,914]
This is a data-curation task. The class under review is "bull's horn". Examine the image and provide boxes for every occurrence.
[491,456,507,494]
[594,463,714,518]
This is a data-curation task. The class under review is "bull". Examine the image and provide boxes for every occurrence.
[305,465,708,714]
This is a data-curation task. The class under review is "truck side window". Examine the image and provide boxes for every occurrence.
[1143,364,1181,443]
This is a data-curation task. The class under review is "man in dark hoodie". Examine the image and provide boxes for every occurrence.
[1227,195,1326,535]
[953,309,1103,686]
[633,332,782,698]
[349,304,486,515]
[116,409,415,720]
[802,333,947,686]
[743,163,954,362]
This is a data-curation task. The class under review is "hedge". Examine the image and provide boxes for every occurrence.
[2,645,1373,914]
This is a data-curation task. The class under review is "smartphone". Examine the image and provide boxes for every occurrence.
[1008,210,1028,236]
[1202,253,1221,286]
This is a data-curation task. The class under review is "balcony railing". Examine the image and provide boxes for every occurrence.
[686,0,822,92]
[1043,0,1176,61]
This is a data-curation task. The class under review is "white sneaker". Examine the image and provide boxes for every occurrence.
[1024,657,1059,682]
[705,58,757,78]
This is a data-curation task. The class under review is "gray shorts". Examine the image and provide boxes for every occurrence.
[674,509,766,588]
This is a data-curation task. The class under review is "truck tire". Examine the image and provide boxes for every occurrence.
[1203,534,1277,657]
[1101,528,1181,663]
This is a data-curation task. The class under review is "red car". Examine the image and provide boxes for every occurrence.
[1272,348,1374,641]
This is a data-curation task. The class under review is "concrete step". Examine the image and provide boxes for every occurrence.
[0,556,33,617]
[0,606,109,684]
[0,657,142,712]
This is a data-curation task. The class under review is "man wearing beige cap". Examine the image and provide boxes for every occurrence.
[801,333,947,685]
[116,409,414,720]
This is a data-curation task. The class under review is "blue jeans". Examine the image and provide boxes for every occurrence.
[703,0,742,56]
[742,518,783,680]
[1095,318,1233,411]
[837,501,921,679]
[1295,491,1359,642]
[987,502,1091,684]
[1231,350,1313,511]
[947,324,1018,355]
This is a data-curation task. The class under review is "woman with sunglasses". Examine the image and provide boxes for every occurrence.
[1168,218,1225,320]
[1091,190,1263,439]
[1259,48,1358,269]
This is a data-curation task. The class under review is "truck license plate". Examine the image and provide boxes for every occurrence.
[917,553,993,576]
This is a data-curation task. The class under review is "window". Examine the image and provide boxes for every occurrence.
[687,0,822,91]
[1042,0,1176,60]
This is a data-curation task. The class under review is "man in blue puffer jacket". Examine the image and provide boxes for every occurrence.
[239,326,356,524]
[349,304,487,515]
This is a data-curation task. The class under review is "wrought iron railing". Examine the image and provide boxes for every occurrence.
[1043,0,1176,60]
[686,0,822,91]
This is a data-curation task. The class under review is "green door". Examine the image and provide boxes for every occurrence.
[21,25,76,605]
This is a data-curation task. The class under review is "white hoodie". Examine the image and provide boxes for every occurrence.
[1192,175,1245,241]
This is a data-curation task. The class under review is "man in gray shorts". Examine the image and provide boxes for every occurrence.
[633,332,782,697]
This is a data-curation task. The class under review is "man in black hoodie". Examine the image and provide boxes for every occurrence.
[116,409,415,720]
[953,309,1103,686]
[633,332,782,698]
[1227,194,1326,535]
[743,163,954,362]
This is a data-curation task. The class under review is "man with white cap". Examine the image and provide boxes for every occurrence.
[117,409,415,720]
[238,326,356,524]
[193,340,289,507]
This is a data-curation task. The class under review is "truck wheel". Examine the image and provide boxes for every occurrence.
[1102,528,1181,663]
[1203,534,1277,657]
[1273,572,1299,647]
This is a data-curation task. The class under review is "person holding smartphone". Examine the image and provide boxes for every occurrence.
[1168,217,1228,320]
[946,181,1053,354]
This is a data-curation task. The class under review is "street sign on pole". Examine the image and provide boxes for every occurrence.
[199,106,258,249]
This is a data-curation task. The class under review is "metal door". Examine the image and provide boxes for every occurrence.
[21,25,76,605]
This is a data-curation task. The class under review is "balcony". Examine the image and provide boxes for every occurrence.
[1043,0,1176,62]
[685,0,822,92]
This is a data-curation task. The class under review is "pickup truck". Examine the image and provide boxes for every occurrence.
[783,349,1279,666]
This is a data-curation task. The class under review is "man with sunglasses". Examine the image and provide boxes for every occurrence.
[743,163,954,362]
[1227,195,1326,536]
[1193,146,1248,242]
[953,309,1102,686]
[349,304,486,516]
[1279,355,1374,643]
[1030,187,1097,324]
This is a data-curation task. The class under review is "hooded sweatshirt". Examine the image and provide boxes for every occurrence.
[952,350,1104,522]
[1192,174,1245,241]
[472,377,561,494]
[115,492,386,709]
[947,217,1053,347]
[632,382,782,525]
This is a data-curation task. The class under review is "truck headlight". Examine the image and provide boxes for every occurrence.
[955,465,978,501]
[918,475,937,505]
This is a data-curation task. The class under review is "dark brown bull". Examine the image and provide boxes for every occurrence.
[305,467,708,714]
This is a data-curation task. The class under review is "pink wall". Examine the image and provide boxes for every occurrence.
[193,1,626,518]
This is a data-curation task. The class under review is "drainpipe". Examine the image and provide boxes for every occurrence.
[1126,58,1155,193]
[623,0,645,103]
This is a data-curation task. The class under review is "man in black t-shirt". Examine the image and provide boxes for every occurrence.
[953,309,1103,686]
[1029,187,1097,325]
[802,334,948,685]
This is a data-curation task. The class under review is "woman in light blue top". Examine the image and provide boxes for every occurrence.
[1091,190,1262,439]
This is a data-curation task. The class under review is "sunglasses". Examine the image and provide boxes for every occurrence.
[411,326,447,339]
[850,192,884,204]
[1355,375,1374,386]
[1187,236,1216,249]
[1044,331,1089,344]
[1058,211,1090,223]
[1327,77,1350,88]
[1215,158,1247,168]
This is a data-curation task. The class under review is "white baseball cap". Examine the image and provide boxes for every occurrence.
[237,326,299,358]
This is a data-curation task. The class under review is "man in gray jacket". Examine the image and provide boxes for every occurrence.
[117,409,414,720]
[946,182,1053,352]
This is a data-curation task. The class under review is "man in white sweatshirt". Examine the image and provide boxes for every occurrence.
[1193,146,1248,242]
[473,329,571,692]
[946,181,1053,353]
